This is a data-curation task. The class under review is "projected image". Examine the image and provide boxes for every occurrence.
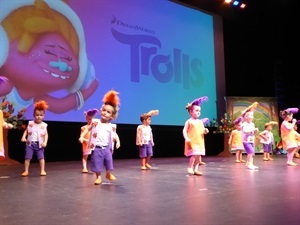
[0,0,224,126]
[0,0,98,114]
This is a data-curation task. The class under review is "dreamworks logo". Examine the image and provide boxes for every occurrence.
[111,15,155,34]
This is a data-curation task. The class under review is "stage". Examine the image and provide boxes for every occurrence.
[0,154,299,225]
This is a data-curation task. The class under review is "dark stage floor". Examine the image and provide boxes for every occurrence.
[0,154,299,225]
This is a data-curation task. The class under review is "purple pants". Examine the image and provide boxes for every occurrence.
[243,142,255,154]
[139,141,153,158]
[25,142,45,160]
[91,146,113,173]
[263,143,273,153]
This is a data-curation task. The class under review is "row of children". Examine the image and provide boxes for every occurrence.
[227,104,300,169]
[1,92,299,185]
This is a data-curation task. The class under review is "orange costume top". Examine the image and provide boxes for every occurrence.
[280,121,300,150]
[80,124,91,155]
[228,129,244,150]
[183,119,206,157]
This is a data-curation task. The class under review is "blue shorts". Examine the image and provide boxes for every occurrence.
[24,142,45,160]
[139,142,153,158]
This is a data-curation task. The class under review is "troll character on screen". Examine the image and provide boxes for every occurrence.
[0,0,98,114]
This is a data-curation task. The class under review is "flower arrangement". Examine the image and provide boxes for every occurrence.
[210,113,235,134]
[1,96,27,130]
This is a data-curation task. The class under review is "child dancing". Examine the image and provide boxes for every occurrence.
[183,96,209,176]
[79,90,121,185]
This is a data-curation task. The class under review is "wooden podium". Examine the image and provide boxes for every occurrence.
[217,133,233,157]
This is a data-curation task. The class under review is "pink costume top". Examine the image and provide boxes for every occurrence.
[0,110,4,159]
[136,125,153,145]
[241,121,256,143]
[80,124,91,155]
[183,119,206,156]
[259,130,274,145]
[88,119,113,151]
[280,121,299,150]
[228,129,244,150]
[25,121,48,148]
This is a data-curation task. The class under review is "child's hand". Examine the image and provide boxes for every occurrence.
[116,142,120,149]
[78,137,84,144]
[21,137,26,142]
[204,128,209,134]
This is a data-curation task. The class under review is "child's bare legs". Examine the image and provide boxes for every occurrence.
[145,155,152,168]
[199,155,206,165]
[247,153,258,169]
[235,150,241,162]
[287,148,297,166]
[267,152,273,160]
[187,155,196,174]
[238,150,245,162]
[39,158,46,176]
[193,155,202,175]
[263,152,269,161]
[141,157,147,170]
[94,172,102,185]
[294,147,300,158]
[21,159,31,176]
[82,155,89,173]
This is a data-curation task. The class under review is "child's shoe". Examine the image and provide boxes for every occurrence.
[105,173,116,181]
[145,163,152,169]
[294,152,300,158]
[199,162,206,165]
[94,177,102,185]
[267,158,274,161]
[40,171,47,176]
[194,171,203,176]
[240,159,246,163]
[21,171,29,177]
[263,158,269,161]
[235,160,241,163]
[247,165,258,170]
[141,166,147,170]
[287,162,298,166]
[82,168,89,173]
[187,168,194,175]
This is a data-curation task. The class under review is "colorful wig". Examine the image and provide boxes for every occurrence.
[102,90,120,119]
[280,107,299,119]
[264,121,278,128]
[233,116,243,125]
[84,108,98,117]
[186,96,208,110]
[34,100,48,111]
[242,102,259,117]
[140,109,159,122]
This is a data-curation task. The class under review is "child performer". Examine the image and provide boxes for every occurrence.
[80,108,99,173]
[241,102,259,170]
[0,110,13,160]
[279,108,300,166]
[79,90,120,185]
[259,121,278,161]
[21,100,49,176]
[136,110,159,170]
[183,96,209,175]
[228,116,246,163]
